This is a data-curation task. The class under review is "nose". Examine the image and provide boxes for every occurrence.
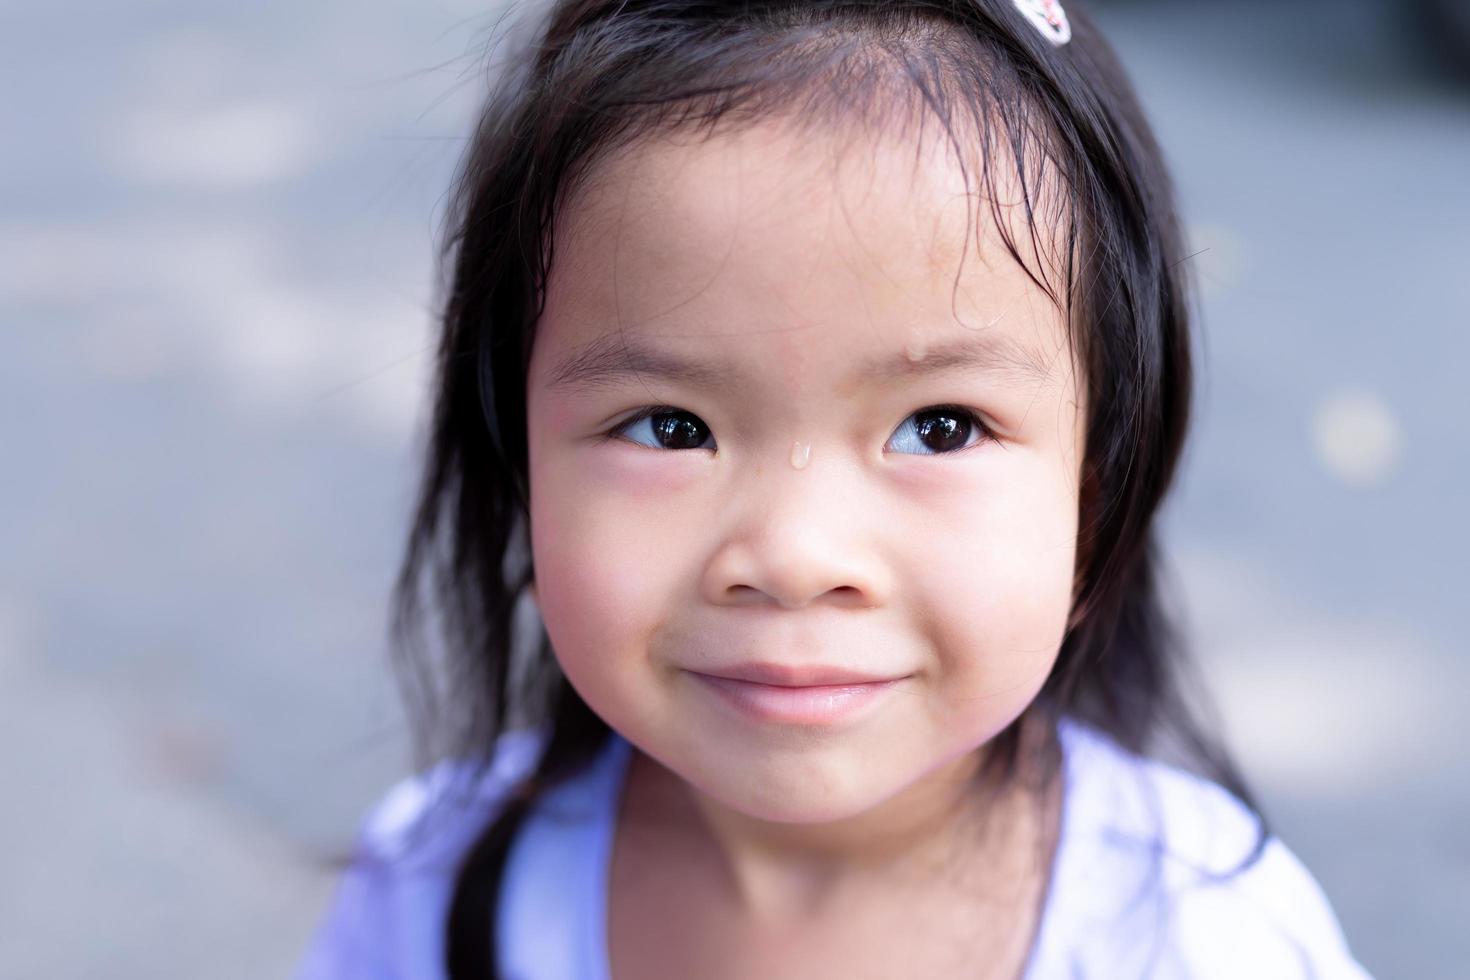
[700,454,893,610]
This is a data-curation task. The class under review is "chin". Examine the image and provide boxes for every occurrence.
[677,742,906,824]
[721,784,868,825]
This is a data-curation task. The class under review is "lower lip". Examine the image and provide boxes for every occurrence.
[688,673,902,726]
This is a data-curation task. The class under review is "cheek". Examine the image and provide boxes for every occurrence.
[527,441,706,700]
[909,455,1078,708]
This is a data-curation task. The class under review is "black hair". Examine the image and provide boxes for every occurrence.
[390,1,1269,976]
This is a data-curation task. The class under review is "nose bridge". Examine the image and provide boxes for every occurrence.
[704,445,889,609]
[754,447,850,545]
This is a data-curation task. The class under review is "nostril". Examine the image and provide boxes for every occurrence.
[827,585,869,607]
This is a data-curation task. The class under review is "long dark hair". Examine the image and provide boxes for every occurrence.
[391,1,1268,976]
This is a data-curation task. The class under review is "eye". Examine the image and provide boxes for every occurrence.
[610,406,716,451]
[885,405,990,456]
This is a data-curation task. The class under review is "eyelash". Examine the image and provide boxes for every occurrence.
[605,404,993,455]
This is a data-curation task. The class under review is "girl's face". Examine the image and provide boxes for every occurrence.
[526,118,1085,824]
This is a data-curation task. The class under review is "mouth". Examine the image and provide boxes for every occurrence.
[686,663,909,726]
[692,661,904,687]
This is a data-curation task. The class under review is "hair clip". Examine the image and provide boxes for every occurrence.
[1011,0,1072,47]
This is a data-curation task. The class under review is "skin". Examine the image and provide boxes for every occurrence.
[524,115,1085,974]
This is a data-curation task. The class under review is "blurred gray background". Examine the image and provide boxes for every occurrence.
[3,0,1465,976]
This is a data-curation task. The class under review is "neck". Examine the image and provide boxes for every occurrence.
[625,743,1032,923]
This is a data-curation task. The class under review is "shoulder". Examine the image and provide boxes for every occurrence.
[292,728,547,980]
[1041,719,1373,979]
[1147,837,1374,979]
[357,728,547,870]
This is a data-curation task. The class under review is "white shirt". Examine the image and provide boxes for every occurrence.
[295,718,1373,978]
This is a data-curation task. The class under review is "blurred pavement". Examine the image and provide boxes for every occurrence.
[1,0,1465,976]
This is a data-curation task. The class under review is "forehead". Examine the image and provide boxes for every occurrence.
[535,115,1076,399]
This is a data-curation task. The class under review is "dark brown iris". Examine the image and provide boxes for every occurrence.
[913,409,972,453]
[651,411,709,450]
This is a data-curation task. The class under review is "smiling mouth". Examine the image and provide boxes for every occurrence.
[691,660,906,687]
[686,665,908,726]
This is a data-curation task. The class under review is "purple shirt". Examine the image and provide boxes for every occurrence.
[296,719,1373,979]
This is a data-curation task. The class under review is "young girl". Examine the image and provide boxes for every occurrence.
[299,1,1372,976]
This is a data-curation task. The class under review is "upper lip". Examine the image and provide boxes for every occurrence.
[691,662,905,687]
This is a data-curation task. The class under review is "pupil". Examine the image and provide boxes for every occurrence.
[653,412,707,450]
[915,411,969,452]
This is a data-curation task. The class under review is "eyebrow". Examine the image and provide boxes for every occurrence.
[547,327,1059,394]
